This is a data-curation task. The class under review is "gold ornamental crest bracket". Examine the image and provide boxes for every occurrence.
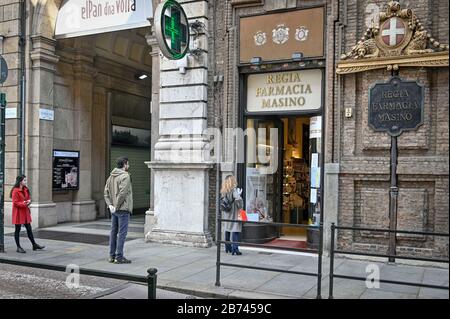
[337,1,449,74]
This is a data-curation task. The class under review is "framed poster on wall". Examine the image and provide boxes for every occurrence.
[52,150,80,190]
[245,167,269,222]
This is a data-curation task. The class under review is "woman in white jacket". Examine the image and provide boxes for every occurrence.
[220,175,244,255]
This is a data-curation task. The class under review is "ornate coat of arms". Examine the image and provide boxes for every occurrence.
[254,31,267,46]
[272,24,289,45]
[337,1,449,74]
[295,26,309,42]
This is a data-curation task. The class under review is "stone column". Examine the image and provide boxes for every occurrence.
[26,35,59,228]
[70,48,96,222]
[144,33,159,237]
[1,0,22,227]
[146,0,213,247]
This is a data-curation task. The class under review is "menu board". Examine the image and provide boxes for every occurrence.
[53,150,80,190]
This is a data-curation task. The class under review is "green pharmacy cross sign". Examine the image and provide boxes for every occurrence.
[155,0,190,60]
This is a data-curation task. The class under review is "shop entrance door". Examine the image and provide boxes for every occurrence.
[242,117,283,243]
[242,116,315,246]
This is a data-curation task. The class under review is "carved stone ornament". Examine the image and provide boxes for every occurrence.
[272,24,289,45]
[254,31,267,46]
[295,26,309,42]
[337,1,449,74]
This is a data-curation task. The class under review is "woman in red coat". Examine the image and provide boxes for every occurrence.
[10,175,45,253]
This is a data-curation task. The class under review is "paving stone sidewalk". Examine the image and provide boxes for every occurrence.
[0,223,448,299]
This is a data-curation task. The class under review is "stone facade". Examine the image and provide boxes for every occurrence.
[209,0,448,258]
[145,0,213,247]
[1,0,152,228]
[0,0,448,258]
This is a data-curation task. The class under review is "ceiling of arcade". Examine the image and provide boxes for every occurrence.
[30,0,152,72]
[56,28,153,72]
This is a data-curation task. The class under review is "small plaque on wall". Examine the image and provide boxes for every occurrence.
[39,108,54,121]
[368,77,424,136]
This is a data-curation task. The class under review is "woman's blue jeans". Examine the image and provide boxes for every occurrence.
[225,231,240,253]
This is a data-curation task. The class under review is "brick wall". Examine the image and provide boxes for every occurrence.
[336,0,449,257]
[212,0,449,257]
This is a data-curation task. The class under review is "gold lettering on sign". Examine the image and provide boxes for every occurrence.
[249,70,321,112]
[256,72,313,109]
[372,87,420,125]
[372,101,420,111]
[255,84,312,97]
[382,90,410,99]
[377,113,414,121]
[262,97,306,108]
[266,72,302,84]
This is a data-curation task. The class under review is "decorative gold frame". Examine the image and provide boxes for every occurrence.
[337,51,449,74]
[337,1,449,74]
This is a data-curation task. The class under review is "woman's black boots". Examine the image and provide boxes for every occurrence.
[32,244,45,251]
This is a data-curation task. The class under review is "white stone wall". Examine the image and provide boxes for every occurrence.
[146,0,213,247]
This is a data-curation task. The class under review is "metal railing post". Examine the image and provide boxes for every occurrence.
[316,223,324,299]
[147,268,158,299]
[215,193,222,287]
[329,223,336,299]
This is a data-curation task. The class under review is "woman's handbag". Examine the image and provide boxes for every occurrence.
[238,209,248,221]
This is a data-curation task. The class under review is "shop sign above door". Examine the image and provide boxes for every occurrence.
[246,69,323,113]
[55,0,153,39]
[368,77,424,136]
[239,7,324,63]
[154,0,190,60]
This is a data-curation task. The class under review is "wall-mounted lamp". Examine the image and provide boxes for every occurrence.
[250,57,262,65]
[135,73,149,80]
[292,52,304,61]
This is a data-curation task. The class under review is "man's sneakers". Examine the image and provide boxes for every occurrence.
[108,256,115,263]
[114,257,132,264]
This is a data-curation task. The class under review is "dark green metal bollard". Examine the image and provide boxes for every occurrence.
[147,268,158,299]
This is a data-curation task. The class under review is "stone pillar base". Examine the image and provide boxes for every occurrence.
[146,162,213,248]
[29,203,57,228]
[3,202,13,227]
[71,200,96,222]
[144,210,156,237]
[145,229,213,248]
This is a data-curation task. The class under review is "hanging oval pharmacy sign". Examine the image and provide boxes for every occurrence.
[154,0,190,60]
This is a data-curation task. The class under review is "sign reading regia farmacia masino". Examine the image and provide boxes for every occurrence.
[246,69,323,113]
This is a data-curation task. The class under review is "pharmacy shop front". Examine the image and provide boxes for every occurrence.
[238,68,325,249]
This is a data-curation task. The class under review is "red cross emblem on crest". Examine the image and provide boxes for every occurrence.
[381,17,406,47]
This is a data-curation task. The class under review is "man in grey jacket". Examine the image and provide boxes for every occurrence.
[104,157,133,264]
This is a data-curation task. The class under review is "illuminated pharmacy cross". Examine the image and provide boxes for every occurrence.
[381,17,405,46]
[164,6,188,56]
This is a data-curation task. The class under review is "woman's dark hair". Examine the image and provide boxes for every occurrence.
[116,157,129,169]
[9,174,27,198]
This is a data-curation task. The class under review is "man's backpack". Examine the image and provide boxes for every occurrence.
[220,195,234,212]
